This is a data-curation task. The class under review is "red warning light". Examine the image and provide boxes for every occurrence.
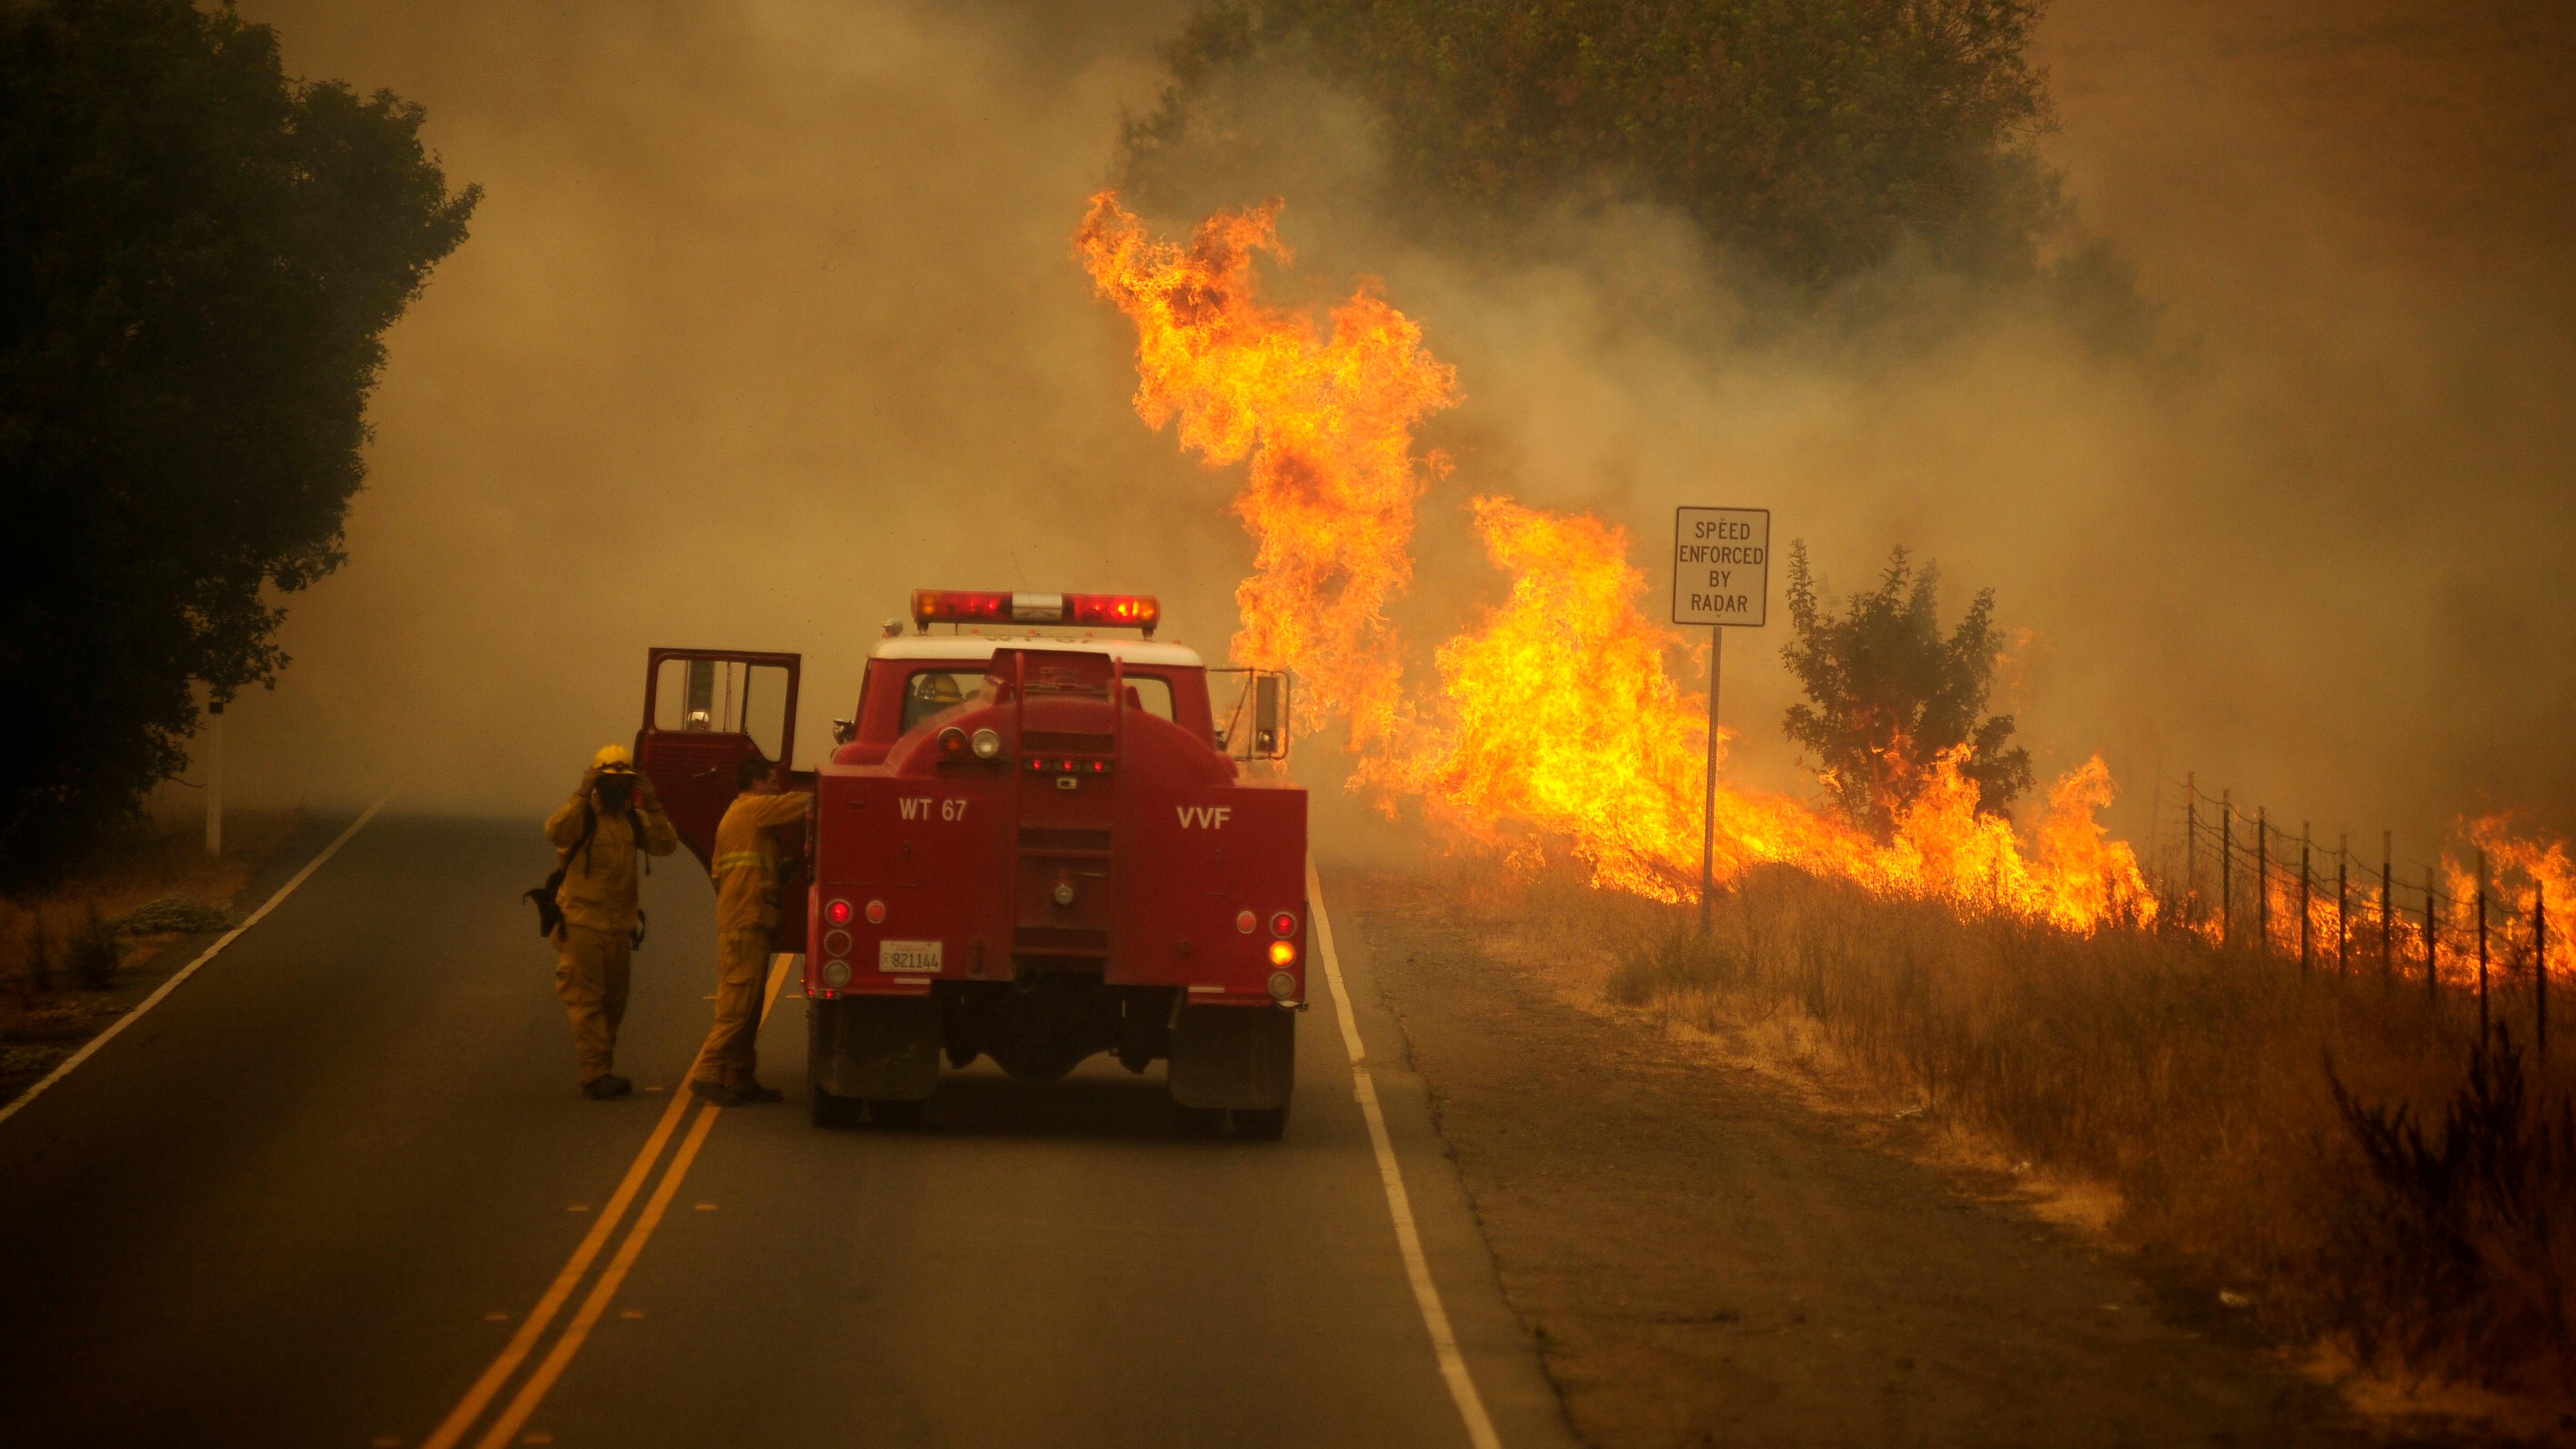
[911,590,1160,633]
[911,590,1013,626]
[1064,594,1161,631]
[825,898,853,926]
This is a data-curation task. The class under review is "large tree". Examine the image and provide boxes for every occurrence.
[1124,0,2067,292]
[1780,541,2031,835]
[0,0,478,881]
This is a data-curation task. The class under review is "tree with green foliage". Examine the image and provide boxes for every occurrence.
[1126,0,2068,293]
[0,0,478,883]
[1779,540,2031,836]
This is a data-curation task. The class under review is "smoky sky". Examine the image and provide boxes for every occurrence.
[211,0,2575,873]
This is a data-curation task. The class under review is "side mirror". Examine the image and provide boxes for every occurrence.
[1254,674,1283,757]
[830,717,855,745]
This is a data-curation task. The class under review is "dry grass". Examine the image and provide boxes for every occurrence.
[1443,857,2576,1426]
[0,809,305,1094]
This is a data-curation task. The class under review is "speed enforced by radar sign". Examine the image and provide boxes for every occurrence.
[1672,506,1770,627]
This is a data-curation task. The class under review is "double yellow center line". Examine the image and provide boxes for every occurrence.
[421,956,793,1449]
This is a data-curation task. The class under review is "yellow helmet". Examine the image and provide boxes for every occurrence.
[591,744,638,774]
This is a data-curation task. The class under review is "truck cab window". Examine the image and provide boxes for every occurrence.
[900,669,983,734]
[1124,678,1175,721]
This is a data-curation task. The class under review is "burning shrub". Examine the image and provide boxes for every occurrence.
[1780,541,2033,837]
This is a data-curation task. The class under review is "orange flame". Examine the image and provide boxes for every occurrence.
[2455,816,2576,986]
[1073,193,1454,755]
[1079,195,2153,929]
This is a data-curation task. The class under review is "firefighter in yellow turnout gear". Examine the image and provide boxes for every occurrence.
[687,756,812,1107]
[544,746,680,1098]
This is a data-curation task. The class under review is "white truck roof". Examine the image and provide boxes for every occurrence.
[872,632,1207,668]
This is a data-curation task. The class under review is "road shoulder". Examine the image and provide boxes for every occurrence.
[1336,867,2379,1449]
[1319,864,1587,1449]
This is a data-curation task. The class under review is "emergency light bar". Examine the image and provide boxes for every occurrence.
[911,590,1161,636]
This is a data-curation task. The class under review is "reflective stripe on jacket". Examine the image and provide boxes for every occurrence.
[712,790,813,934]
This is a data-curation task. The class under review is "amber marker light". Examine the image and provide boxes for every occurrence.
[1269,939,1297,966]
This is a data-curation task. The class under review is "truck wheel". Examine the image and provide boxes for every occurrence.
[868,1097,926,1130]
[1173,1104,1224,1137]
[811,1087,862,1130]
[1234,1106,1289,1140]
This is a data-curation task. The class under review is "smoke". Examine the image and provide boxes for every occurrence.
[209,0,1216,816]
[209,0,2574,875]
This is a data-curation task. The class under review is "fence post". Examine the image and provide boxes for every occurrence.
[204,701,224,857]
[2425,867,2441,1006]
[2184,774,2198,926]
[2337,833,2349,976]
[2381,832,2394,981]
[2256,808,2270,956]
[2300,824,2313,973]
[2220,792,2233,948]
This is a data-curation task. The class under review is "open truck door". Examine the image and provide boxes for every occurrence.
[637,648,810,954]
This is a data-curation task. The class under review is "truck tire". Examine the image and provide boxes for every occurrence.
[810,1087,862,1130]
[1167,1006,1295,1111]
[867,1097,926,1130]
[1173,1103,1224,1137]
[1234,1105,1289,1140]
[809,994,941,1102]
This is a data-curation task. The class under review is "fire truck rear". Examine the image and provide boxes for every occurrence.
[634,591,1307,1137]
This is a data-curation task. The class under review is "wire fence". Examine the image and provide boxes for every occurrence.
[2142,775,2555,1062]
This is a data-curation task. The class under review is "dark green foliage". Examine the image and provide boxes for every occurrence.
[109,894,235,936]
[27,914,54,994]
[66,902,117,989]
[0,0,478,883]
[1779,540,2031,833]
[1125,0,2066,293]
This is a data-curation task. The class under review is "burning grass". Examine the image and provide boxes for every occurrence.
[1468,859,2576,1422]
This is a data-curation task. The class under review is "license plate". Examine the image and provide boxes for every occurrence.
[878,940,942,973]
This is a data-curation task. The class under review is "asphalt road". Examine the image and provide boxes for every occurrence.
[0,813,1574,1448]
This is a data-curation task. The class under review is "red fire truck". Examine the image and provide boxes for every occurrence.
[633,591,1306,1136]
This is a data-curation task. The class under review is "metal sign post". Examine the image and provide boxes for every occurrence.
[204,702,224,858]
[1672,506,1771,932]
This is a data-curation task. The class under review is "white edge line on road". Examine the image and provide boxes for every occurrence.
[0,790,398,1130]
[1308,857,1505,1449]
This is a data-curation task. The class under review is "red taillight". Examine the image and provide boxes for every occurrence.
[1270,910,1298,938]
[825,898,853,926]
[865,899,886,924]
[1236,910,1256,934]
[938,726,969,756]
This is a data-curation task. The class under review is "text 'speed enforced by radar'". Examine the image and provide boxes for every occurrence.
[1672,506,1770,627]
